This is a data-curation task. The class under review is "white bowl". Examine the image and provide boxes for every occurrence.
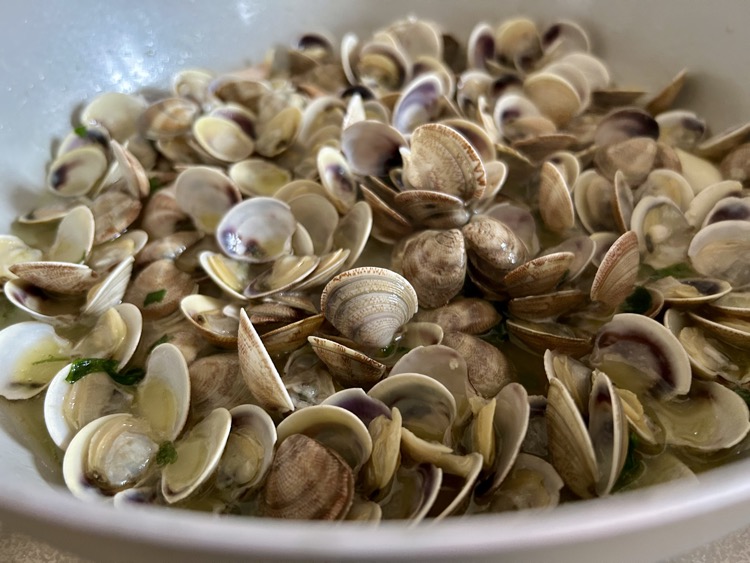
[1,1,750,561]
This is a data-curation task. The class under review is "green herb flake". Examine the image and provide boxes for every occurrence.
[156,441,178,466]
[65,357,146,386]
[620,286,653,315]
[111,366,146,386]
[66,358,119,384]
[148,177,164,193]
[613,432,643,491]
[734,387,750,408]
[147,334,170,354]
[31,355,69,366]
[73,125,88,138]
[651,262,696,280]
[144,289,167,307]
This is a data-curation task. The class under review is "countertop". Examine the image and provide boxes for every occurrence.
[2,522,750,563]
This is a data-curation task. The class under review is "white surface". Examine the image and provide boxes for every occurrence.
[1,1,750,561]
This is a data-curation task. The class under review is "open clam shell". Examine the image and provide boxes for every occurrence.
[0,322,71,400]
[238,308,294,413]
[215,404,277,496]
[180,295,239,348]
[590,313,691,400]
[308,335,386,389]
[216,197,296,263]
[369,372,456,444]
[261,433,354,521]
[174,166,242,233]
[63,413,158,502]
[134,343,190,442]
[276,404,373,472]
[161,407,232,504]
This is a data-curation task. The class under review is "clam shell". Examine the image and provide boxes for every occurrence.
[546,377,597,499]
[590,313,691,400]
[590,231,639,308]
[63,413,157,501]
[442,332,512,400]
[9,262,98,295]
[413,298,500,335]
[188,354,252,420]
[688,220,750,288]
[261,433,354,520]
[124,259,197,320]
[216,404,277,495]
[180,295,239,348]
[308,335,386,389]
[192,115,254,163]
[320,267,418,349]
[134,343,190,442]
[404,123,486,202]
[174,166,242,233]
[260,314,325,355]
[161,407,232,503]
[0,322,71,400]
[238,308,294,412]
[48,205,95,264]
[216,197,296,263]
[341,120,406,176]
[276,404,373,472]
[368,372,456,444]
[401,229,466,308]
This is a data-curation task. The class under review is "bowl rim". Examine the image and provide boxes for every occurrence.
[3,456,750,559]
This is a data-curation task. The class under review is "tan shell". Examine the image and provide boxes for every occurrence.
[320,267,418,349]
[180,295,239,348]
[413,298,501,335]
[503,252,575,298]
[308,335,386,388]
[124,259,198,320]
[441,331,513,399]
[404,123,486,202]
[401,229,466,308]
[590,231,639,308]
[261,433,354,520]
[538,161,575,233]
[260,314,325,355]
[238,308,294,413]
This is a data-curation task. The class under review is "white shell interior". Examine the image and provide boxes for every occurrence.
[2,1,750,562]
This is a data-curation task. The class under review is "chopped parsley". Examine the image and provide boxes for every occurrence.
[733,387,750,408]
[31,355,69,366]
[147,334,170,354]
[148,177,164,193]
[156,441,178,466]
[649,262,696,280]
[66,357,146,386]
[613,432,643,490]
[620,286,653,315]
[144,289,167,307]
[73,125,88,138]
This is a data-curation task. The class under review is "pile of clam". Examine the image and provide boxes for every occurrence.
[2,15,750,521]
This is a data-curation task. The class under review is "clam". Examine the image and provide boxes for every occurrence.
[162,407,232,503]
[413,298,500,335]
[645,381,750,452]
[317,146,358,213]
[139,97,200,140]
[174,167,242,233]
[488,453,564,512]
[261,433,354,520]
[63,413,158,501]
[308,335,386,389]
[276,404,373,472]
[631,196,692,270]
[400,229,466,308]
[215,404,277,497]
[260,313,325,355]
[441,332,513,400]
[229,159,292,197]
[124,259,198,320]
[80,92,146,142]
[180,295,239,348]
[192,115,255,163]
[188,354,253,420]
[590,231,639,308]
[47,146,108,198]
[475,382,530,500]
[0,322,71,400]
[590,313,691,400]
[216,197,297,263]
[341,120,406,176]
[320,267,418,349]
[369,372,456,444]
[0,235,43,280]
[404,123,486,202]
[688,220,750,288]
[237,308,294,413]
